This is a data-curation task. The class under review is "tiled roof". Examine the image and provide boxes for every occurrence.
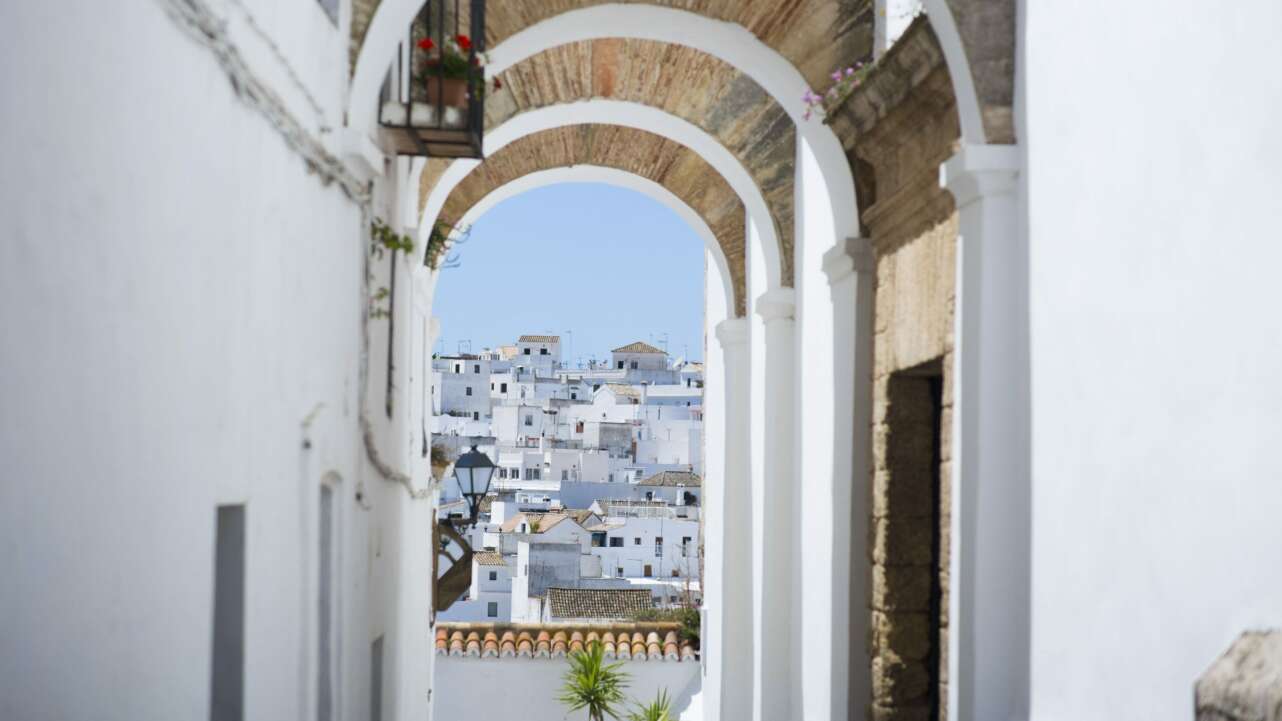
[519,335,560,343]
[603,383,639,398]
[498,512,578,534]
[474,551,507,567]
[612,341,664,354]
[547,587,652,620]
[564,509,598,525]
[639,470,702,487]
[435,622,697,661]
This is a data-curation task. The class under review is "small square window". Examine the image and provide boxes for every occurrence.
[523,348,531,355]
[316,0,338,23]
[609,537,623,548]
[488,571,497,581]
[474,364,481,373]
[540,348,549,355]
[634,537,641,545]
[465,387,472,396]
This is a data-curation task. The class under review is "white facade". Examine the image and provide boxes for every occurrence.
[589,516,701,583]
[513,335,562,373]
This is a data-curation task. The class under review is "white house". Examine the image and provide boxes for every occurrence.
[513,334,561,374]
[435,551,514,623]
[586,513,701,583]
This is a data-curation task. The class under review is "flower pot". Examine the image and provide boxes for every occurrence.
[424,76,468,109]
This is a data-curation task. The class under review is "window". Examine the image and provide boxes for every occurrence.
[616,566,624,577]
[523,348,531,355]
[370,637,384,721]
[474,364,481,374]
[609,537,624,548]
[472,412,479,421]
[571,392,577,400]
[532,468,541,480]
[318,486,336,721]
[465,387,472,396]
[643,564,653,577]
[501,383,508,393]
[487,602,498,618]
[212,505,246,721]
[607,473,614,483]
[672,570,680,578]
[491,383,495,390]
[617,361,624,369]
[682,536,692,553]
[317,0,338,24]
[454,363,462,373]
[634,537,641,545]
[524,414,533,427]
[561,470,568,481]
[630,361,638,369]
[645,491,653,501]
[655,536,663,557]
[489,570,498,581]
[591,532,606,547]
[540,348,549,355]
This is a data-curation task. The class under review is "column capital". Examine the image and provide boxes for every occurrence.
[941,143,1020,209]
[714,317,749,348]
[822,237,874,286]
[755,288,796,323]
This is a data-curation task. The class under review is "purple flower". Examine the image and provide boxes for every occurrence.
[831,70,843,82]
[845,67,855,77]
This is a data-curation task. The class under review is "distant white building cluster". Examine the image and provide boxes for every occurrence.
[433,335,704,623]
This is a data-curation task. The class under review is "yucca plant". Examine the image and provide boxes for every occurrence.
[626,689,673,721]
[558,642,630,721]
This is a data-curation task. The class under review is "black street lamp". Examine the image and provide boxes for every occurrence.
[452,444,496,525]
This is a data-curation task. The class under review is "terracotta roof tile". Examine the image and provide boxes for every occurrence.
[638,470,702,487]
[612,341,665,354]
[519,335,560,343]
[434,622,697,662]
[603,383,640,398]
[546,587,652,620]
[473,551,507,566]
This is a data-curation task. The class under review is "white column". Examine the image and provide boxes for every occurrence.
[822,238,876,721]
[941,144,1028,721]
[753,288,796,721]
[714,317,753,721]
[875,0,923,56]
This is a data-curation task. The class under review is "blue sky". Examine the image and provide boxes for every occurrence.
[433,183,706,364]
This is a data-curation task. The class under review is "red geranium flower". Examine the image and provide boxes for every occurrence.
[455,34,472,51]
[417,37,434,51]
[493,76,503,90]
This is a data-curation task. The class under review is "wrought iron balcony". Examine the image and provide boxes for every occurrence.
[379,0,486,159]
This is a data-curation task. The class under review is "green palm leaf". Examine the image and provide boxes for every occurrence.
[557,642,630,721]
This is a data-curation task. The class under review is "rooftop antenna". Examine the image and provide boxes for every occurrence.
[656,332,670,355]
[458,339,472,355]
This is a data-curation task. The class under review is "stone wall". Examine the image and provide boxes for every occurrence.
[833,16,961,721]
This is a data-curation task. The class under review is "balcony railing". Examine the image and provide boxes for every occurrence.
[379,0,486,158]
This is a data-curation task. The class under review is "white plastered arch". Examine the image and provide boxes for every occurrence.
[449,165,738,316]
[351,4,839,261]
[413,99,782,293]
[352,3,991,256]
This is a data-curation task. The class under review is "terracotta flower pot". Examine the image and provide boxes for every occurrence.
[424,76,468,109]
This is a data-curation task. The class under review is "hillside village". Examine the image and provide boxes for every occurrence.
[431,335,704,624]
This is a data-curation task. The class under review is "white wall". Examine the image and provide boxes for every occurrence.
[0,3,393,720]
[1022,1,1282,717]
[435,657,700,721]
